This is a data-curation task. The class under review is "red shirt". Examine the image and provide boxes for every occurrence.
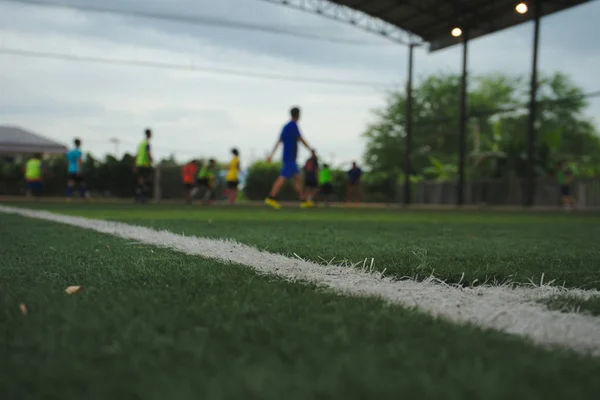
[182,163,197,184]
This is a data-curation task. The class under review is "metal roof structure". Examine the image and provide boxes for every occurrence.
[0,125,67,154]
[330,0,593,50]
[262,0,594,50]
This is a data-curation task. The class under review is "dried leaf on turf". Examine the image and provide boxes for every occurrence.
[65,286,85,295]
[19,303,28,316]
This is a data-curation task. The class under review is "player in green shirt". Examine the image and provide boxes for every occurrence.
[196,159,217,205]
[319,164,334,207]
[24,153,45,199]
[133,129,153,203]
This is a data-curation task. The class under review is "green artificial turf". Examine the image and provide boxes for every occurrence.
[1,212,600,399]
[542,295,600,317]
[13,202,600,290]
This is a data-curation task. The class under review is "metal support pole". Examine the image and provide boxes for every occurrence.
[404,43,415,205]
[526,0,541,207]
[457,32,469,206]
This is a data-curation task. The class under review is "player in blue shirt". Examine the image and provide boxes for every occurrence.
[65,138,89,201]
[265,106,314,209]
[346,161,363,204]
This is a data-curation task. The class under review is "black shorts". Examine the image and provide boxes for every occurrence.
[226,181,239,189]
[321,183,334,195]
[305,177,318,189]
[560,185,571,196]
[67,173,84,183]
[197,178,211,188]
[137,167,153,179]
[184,183,195,190]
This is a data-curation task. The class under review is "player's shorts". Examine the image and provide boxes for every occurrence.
[280,162,299,179]
[197,178,211,188]
[304,176,318,189]
[136,167,153,179]
[67,173,84,183]
[183,183,195,190]
[226,180,239,189]
[560,185,571,196]
[27,181,42,195]
[321,182,334,195]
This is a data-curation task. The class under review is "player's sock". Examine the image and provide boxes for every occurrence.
[66,186,73,198]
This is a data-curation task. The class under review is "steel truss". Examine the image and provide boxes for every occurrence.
[256,0,422,46]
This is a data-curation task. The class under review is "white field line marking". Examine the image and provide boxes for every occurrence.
[2,204,600,356]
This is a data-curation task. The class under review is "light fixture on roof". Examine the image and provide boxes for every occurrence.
[516,2,528,14]
[451,27,462,37]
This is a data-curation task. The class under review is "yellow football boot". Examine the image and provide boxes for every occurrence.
[300,200,315,208]
[265,198,281,209]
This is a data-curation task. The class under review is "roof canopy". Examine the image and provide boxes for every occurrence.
[328,0,593,51]
[0,125,67,155]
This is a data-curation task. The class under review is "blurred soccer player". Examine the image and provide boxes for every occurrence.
[265,106,314,209]
[66,138,88,202]
[303,150,319,203]
[319,163,334,206]
[224,148,241,205]
[24,153,45,200]
[133,128,153,203]
[182,159,198,204]
[197,159,216,205]
[346,161,363,204]
[555,160,575,210]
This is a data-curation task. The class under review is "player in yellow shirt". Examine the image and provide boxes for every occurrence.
[24,153,45,199]
[224,148,241,205]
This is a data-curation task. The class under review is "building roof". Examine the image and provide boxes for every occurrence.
[328,0,593,51]
[0,125,68,154]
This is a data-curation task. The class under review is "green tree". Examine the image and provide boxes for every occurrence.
[363,71,600,181]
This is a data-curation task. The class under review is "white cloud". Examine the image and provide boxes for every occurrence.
[0,0,598,167]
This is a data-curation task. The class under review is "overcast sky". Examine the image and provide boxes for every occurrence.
[0,0,598,167]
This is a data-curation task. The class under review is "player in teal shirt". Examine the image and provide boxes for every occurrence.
[66,138,89,200]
